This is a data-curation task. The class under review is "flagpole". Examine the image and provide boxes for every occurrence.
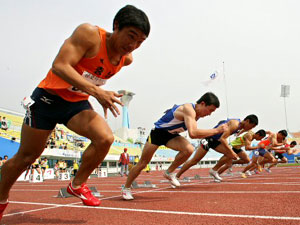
[223,61,230,119]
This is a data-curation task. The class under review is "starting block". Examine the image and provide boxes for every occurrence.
[57,186,102,198]
[194,174,201,180]
[131,180,157,189]
[182,177,191,182]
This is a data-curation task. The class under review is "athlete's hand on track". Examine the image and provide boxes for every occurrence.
[96,90,123,118]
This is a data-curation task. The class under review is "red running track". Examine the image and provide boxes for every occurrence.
[2,166,300,225]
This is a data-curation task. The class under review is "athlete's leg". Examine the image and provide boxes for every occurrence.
[269,156,287,169]
[216,156,232,175]
[165,136,194,173]
[67,110,114,188]
[0,124,52,202]
[211,144,235,172]
[243,156,258,173]
[218,150,250,175]
[259,152,276,168]
[176,145,208,178]
[124,142,158,188]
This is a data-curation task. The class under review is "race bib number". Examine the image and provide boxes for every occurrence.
[68,71,107,94]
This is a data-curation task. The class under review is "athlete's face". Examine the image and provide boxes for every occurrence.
[290,144,296,148]
[243,120,257,131]
[197,102,217,119]
[277,133,286,143]
[254,134,264,141]
[114,26,147,55]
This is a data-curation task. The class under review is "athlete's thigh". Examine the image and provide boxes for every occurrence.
[264,152,274,161]
[166,136,193,152]
[18,123,53,157]
[139,142,159,163]
[214,144,230,155]
[66,110,112,141]
[238,151,250,161]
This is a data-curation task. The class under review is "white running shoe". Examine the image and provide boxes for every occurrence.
[213,178,221,183]
[209,169,223,181]
[265,168,271,173]
[246,171,252,176]
[121,187,134,200]
[163,171,181,187]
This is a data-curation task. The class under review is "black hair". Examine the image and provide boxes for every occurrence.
[255,129,266,137]
[113,5,150,37]
[244,114,258,125]
[278,129,288,138]
[0,157,2,160]
[291,141,297,146]
[196,92,220,108]
[4,155,8,158]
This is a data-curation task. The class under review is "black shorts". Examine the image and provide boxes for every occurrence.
[275,152,284,160]
[31,164,39,169]
[232,147,243,154]
[24,88,93,130]
[147,128,180,146]
[202,137,221,151]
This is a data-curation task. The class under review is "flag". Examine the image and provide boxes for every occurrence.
[201,70,223,86]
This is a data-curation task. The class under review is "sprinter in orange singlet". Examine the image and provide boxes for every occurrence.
[0,5,150,218]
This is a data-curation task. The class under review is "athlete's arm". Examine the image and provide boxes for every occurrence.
[51,23,123,118]
[181,104,226,139]
[244,133,258,151]
[217,120,239,159]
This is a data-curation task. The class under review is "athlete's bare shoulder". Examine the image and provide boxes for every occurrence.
[69,23,100,57]
[124,53,133,66]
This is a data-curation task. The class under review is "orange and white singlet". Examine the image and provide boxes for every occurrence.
[38,27,126,102]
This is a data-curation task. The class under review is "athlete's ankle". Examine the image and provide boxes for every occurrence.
[71,181,81,189]
[0,200,8,204]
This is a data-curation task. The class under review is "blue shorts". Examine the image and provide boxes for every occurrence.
[257,148,268,157]
[24,88,93,130]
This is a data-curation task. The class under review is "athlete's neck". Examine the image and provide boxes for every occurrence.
[106,33,123,66]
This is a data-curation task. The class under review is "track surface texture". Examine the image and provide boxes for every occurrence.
[2,166,300,225]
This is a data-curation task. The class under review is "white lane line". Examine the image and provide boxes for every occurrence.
[148,190,300,194]
[5,201,300,221]
[9,189,300,194]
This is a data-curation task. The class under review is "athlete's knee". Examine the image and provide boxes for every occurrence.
[184,146,194,156]
[92,132,114,149]
[15,153,37,167]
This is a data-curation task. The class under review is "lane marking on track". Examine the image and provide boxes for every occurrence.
[5,200,300,221]
[6,167,300,219]
[147,190,300,194]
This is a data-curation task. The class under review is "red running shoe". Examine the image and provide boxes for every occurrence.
[67,183,101,206]
[0,202,8,221]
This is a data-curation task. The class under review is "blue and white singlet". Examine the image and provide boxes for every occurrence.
[154,103,195,134]
[209,118,241,140]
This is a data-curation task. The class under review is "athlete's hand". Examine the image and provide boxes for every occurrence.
[96,90,123,118]
[217,124,228,134]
